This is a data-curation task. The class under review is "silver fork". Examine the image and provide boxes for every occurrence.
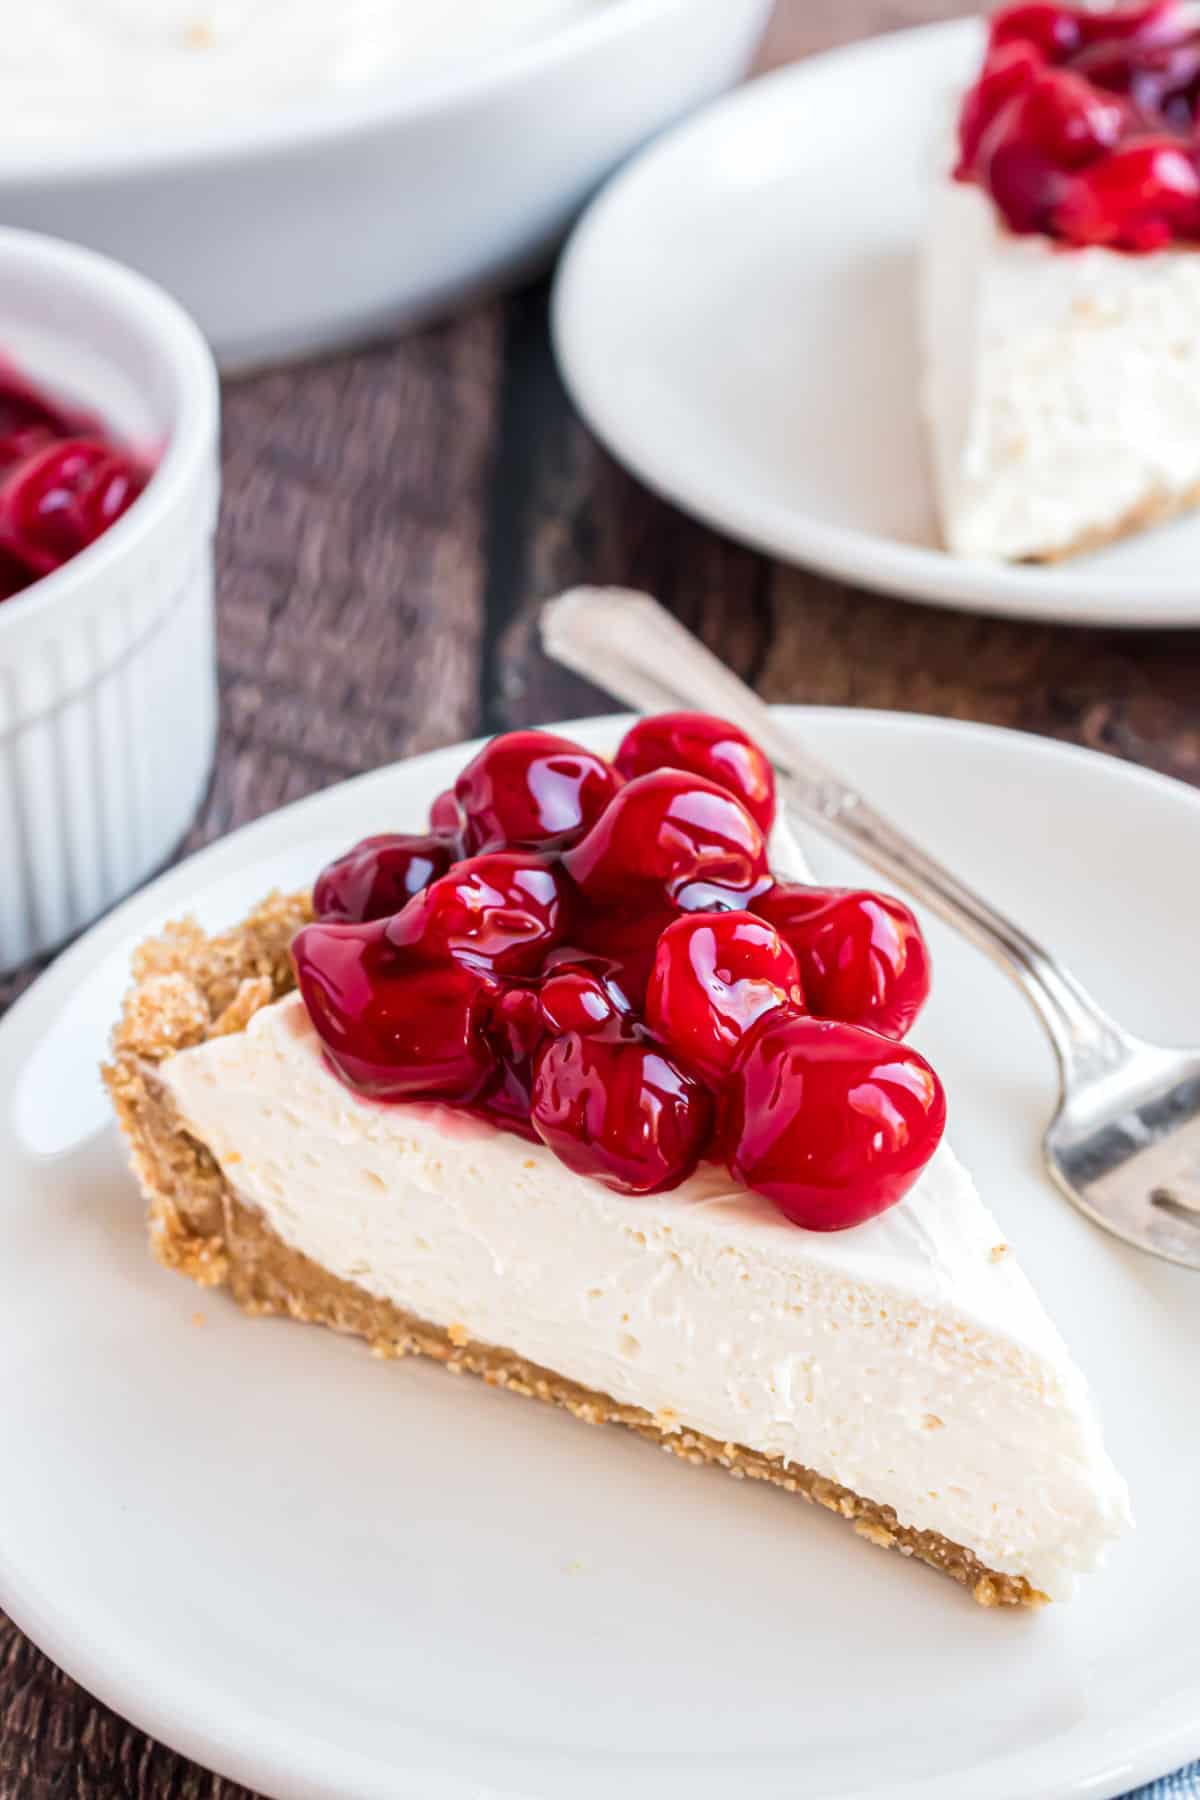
[541,587,1200,1272]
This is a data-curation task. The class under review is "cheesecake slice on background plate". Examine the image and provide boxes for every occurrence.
[106,714,1131,1608]
[923,0,1200,562]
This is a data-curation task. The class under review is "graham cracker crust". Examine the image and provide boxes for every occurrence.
[103,892,1044,1611]
[1023,475,1200,563]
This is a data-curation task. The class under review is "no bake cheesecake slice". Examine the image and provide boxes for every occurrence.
[922,0,1200,562]
[106,713,1130,1609]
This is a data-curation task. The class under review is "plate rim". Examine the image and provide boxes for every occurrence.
[2,705,1199,1800]
[551,18,1200,629]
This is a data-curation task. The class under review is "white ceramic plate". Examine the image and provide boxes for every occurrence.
[1,710,1197,1800]
[553,21,1200,627]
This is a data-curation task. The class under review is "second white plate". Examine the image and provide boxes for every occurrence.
[553,21,1200,626]
[0,710,1198,1798]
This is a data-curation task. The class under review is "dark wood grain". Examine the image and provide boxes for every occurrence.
[195,310,502,842]
[482,286,773,731]
[2,2,1196,1795]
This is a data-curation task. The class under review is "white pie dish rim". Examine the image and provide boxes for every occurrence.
[1,0,755,182]
[0,0,773,368]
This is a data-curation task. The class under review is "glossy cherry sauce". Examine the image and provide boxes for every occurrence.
[294,715,946,1230]
[957,1,1200,249]
[0,359,152,601]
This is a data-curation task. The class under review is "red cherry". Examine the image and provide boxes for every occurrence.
[81,452,146,538]
[429,787,463,840]
[979,115,1073,231]
[1077,5,1200,135]
[0,439,106,574]
[0,548,34,602]
[313,832,454,924]
[963,1,1200,246]
[475,1060,540,1140]
[0,439,148,576]
[646,911,805,1080]
[1003,66,1127,168]
[539,968,618,1034]
[990,3,1083,61]
[0,426,54,471]
[614,712,776,835]
[540,943,636,996]
[395,852,566,977]
[531,1028,712,1194]
[1054,137,1200,247]
[488,983,546,1064]
[454,730,621,855]
[474,985,546,1139]
[477,968,626,1139]
[0,363,86,440]
[563,769,770,912]
[1075,1,1187,47]
[755,884,931,1040]
[957,40,1044,171]
[1129,45,1200,130]
[293,917,497,1103]
[725,1015,947,1231]
[554,900,679,1012]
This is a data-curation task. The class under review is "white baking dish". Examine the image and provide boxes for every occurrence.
[0,0,772,369]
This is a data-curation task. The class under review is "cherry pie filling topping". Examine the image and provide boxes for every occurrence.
[294,715,946,1231]
[0,359,153,603]
[957,1,1200,249]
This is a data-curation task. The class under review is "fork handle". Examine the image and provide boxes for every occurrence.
[541,588,1127,1085]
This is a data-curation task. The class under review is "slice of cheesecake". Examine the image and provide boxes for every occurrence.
[106,890,1132,1608]
[921,0,1200,562]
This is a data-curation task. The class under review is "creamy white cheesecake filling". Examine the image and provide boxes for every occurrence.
[160,991,1131,1598]
[920,179,1200,561]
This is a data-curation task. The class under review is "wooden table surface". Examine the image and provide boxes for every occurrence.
[3,2,1197,1793]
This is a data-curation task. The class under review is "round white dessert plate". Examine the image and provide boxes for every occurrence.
[1,710,1197,1800]
[553,20,1200,627]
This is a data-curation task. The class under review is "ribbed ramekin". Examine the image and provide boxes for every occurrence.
[0,228,219,973]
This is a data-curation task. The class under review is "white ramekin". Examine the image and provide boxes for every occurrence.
[0,0,772,368]
[0,228,219,974]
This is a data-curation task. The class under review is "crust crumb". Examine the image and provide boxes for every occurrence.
[990,1243,1010,1263]
[119,973,209,1057]
[1022,474,1200,562]
[212,977,274,1038]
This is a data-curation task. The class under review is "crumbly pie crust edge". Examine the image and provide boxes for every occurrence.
[1024,476,1200,563]
[102,889,1044,1610]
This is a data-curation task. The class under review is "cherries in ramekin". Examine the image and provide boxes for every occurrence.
[956,1,1200,251]
[0,359,152,602]
[300,715,946,1229]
